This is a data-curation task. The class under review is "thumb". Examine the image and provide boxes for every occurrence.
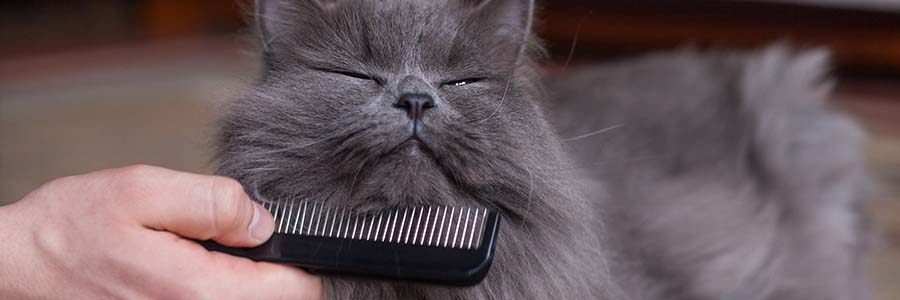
[115,166,276,247]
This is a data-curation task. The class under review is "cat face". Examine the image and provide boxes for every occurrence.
[218,0,555,215]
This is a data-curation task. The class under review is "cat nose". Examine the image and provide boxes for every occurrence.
[394,94,435,122]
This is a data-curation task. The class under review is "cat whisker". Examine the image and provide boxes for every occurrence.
[530,155,669,174]
[470,0,536,125]
[524,163,536,217]
[561,124,624,142]
[257,129,359,155]
[347,161,367,199]
[562,11,593,72]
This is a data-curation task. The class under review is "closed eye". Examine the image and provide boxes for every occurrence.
[443,78,483,87]
[335,70,373,80]
[318,68,383,85]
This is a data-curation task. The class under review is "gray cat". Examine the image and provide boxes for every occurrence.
[215,1,872,299]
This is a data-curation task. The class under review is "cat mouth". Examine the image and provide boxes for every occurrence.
[399,136,428,151]
[389,134,437,160]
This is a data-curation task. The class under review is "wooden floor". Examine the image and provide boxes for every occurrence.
[0,38,897,299]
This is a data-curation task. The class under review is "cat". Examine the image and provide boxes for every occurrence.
[215,0,872,299]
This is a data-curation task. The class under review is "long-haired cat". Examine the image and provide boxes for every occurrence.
[215,1,872,299]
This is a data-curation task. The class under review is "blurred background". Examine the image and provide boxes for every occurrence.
[0,0,897,298]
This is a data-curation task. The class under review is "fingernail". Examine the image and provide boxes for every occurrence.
[248,202,274,243]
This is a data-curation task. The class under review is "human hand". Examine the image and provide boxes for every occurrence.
[0,165,322,300]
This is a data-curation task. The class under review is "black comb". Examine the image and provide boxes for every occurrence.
[201,200,501,286]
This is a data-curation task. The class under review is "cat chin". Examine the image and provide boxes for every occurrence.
[347,145,461,208]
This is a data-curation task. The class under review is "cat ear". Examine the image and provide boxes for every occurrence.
[255,0,338,53]
[255,0,279,52]
[470,0,535,40]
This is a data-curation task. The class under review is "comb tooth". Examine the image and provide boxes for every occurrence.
[313,202,320,236]
[323,208,330,237]
[381,211,391,242]
[386,210,393,242]
[429,206,438,246]
[445,206,453,247]
[320,204,328,236]
[343,211,352,239]
[370,212,379,241]
[272,201,284,232]
[435,206,447,247]
[390,209,398,243]
[332,209,339,237]
[430,206,441,246]
[355,214,363,240]
[404,207,414,244]
[457,208,465,248]
[441,207,451,247]
[321,206,330,237]
[412,207,424,245]
[337,209,345,238]
[281,198,290,234]
[300,200,309,234]
[442,207,453,247]
[335,208,347,238]
[287,200,294,234]
[467,208,477,249]
[366,214,375,241]
[308,203,318,235]
[451,207,465,248]
[477,208,487,249]
[282,200,291,233]
[272,200,281,227]
[376,211,384,242]
[350,215,359,239]
[377,212,384,242]
[387,209,397,243]
[468,207,475,249]
[399,208,409,244]
[422,207,433,245]
[316,203,326,236]
[290,199,300,234]
[348,212,355,239]
[363,214,371,240]
[275,201,285,232]
[303,200,311,235]
[363,213,370,241]
[314,204,320,236]
[375,211,391,241]
[303,202,312,236]
[284,199,294,234]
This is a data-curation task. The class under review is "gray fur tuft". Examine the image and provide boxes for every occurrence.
[550,45,873,300]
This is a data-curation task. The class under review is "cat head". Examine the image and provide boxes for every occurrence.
[218,0,564,218]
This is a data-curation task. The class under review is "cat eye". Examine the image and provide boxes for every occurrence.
[319,68,383,85]
[335,70,374,80]
[443,78,483,87]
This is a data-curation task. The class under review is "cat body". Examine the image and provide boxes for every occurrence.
[550,47,873,300]
[215,1,872,299]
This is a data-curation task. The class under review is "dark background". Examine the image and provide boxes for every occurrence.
[2,0,900,75]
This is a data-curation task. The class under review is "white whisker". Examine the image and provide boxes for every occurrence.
[561,124,623,142]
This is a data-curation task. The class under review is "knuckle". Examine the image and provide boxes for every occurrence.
[117,164,160,178]
[34,175,75,194]
[209,177,248,231]
[116,165,157,185]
